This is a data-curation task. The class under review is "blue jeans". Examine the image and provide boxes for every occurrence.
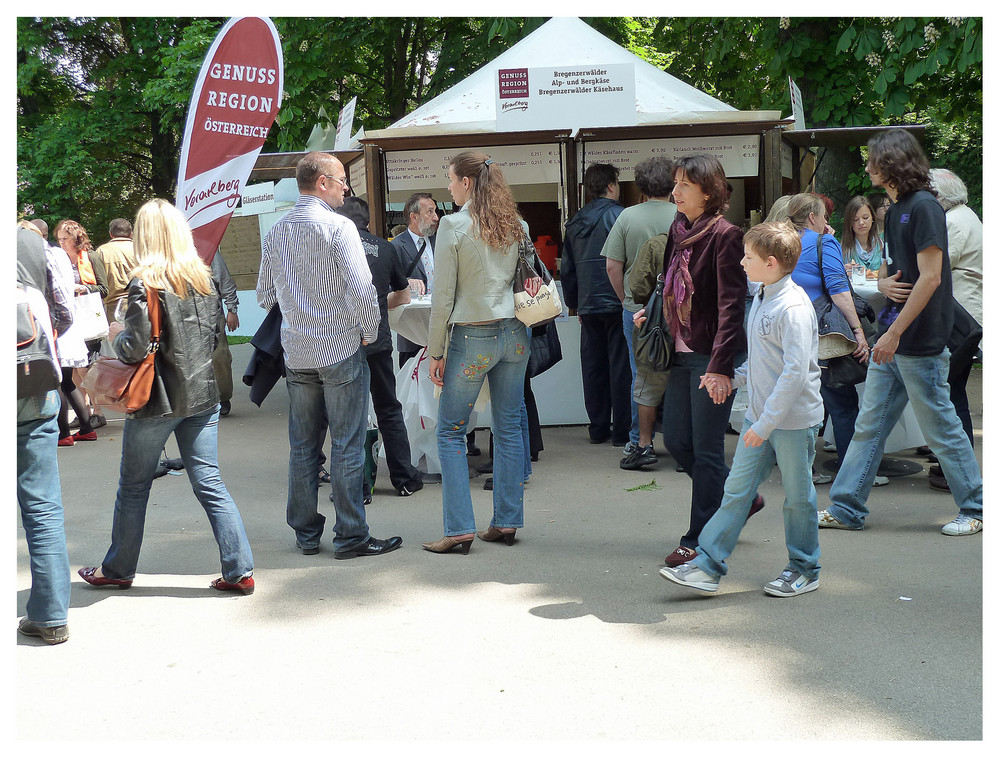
[662,352,739,549]
[102,405,253,583]
[438,319,528,536]
[286,349,371,551]
[828,350,983,528]
[694,418,821,580]
[622,307,640,445]
[17,392,71,627]
[819,381,860,465]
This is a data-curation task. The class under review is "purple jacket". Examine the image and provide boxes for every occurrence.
[661,216,747,377]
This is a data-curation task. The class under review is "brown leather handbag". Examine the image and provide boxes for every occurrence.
[82,286,161,413]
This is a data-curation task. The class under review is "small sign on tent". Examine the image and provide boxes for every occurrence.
[496,63,636,132]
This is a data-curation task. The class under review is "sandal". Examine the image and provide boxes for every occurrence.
[211,576,255,595]
[78,566,133,589]
[318,466,331,484]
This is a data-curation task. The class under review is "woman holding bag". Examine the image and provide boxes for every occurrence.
[78,199,254,594]
[642,154,755,568]
[422,151,531,555]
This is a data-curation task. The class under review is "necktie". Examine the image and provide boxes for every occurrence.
[419,238,434,293]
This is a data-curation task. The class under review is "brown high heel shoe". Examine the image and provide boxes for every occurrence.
[421,535,474,555]
[477,526,516,545]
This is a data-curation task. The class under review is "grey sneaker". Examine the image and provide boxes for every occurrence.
[872,475,889,487]
[659,562,719,592]
[764,568,819,597]
[812,471,833,485]
[18,618,69,645]
[622,441,638,455]
[620,443,657,470]
[817,509,862,530]
[941,515,983,536]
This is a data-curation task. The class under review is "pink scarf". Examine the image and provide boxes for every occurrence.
[662,214,722,339]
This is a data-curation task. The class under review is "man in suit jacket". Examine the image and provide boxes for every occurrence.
[391,192,438,367]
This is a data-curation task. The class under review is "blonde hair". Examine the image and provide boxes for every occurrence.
[131,199,213,297]
[785,193,825,231]
[450,151,523,250]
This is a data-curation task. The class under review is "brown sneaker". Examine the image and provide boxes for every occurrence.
[664,546,697,567]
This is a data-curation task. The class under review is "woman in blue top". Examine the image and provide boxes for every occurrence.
[784,194,874,478]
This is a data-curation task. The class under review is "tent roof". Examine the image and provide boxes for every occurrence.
[365,17,781,141]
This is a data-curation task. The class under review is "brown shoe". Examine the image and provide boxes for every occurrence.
[421,536,473,555]
[664,546,697,567]
[477,526,516,545]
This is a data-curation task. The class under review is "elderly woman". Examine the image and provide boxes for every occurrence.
[922,169,982,488]
[637,154,756,568]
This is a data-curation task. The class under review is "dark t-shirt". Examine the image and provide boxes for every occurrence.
[359,229,409,354]
[882,189,952,356]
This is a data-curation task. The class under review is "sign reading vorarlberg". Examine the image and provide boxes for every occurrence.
[176,16,283,264]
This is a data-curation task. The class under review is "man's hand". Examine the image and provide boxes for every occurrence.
[408,278,426,296]
[878,271,912,303]
[429,357,445,387]
[226,311,239,332]
[871,330,900,365]
[632,307,647,328]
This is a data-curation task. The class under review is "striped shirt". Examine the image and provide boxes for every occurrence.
[258,194,381,370]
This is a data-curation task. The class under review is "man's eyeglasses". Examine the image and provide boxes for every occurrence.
[324,175,348,187]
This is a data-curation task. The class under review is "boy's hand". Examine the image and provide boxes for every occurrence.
[743,428,765,447]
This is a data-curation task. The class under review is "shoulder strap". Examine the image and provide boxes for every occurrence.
[404,238,426,278]
[146,285,161,343]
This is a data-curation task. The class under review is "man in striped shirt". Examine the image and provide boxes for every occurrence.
[258,152,403,559]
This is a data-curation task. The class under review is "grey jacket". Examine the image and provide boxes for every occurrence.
[427,206,529,358]
[734,273,823,439]
[114,278,221,419]
[391,230,435,353]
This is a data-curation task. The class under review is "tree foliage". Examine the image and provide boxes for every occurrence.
[18,16,982,237]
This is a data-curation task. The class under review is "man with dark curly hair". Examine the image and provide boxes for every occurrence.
[818,129,983,537]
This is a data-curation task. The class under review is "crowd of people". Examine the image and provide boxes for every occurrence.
[17,131,982,645]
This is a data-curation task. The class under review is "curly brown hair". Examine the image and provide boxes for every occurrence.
[53,219,93,252]
[450,151,523,250]
[867,129,932,196]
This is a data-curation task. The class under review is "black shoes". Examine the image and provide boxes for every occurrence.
[298,544,320,555]
[620,444,657,470]
[397,478,424,497]
[220,400,231,417]
[334,535,403,559]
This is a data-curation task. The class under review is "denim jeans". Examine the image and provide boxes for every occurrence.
[285,349,372,551]
[17,392,71,627]
[662,351,738,549]
[102,405,254,583]
[622,307,640,445]
[438,319,528,536]
[694,418,821,580]
[828,350,983,528]
[819,381,860,465]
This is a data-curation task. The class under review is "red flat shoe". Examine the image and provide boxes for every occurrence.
[211,576,255,595]
[73,430,98,441]
[58,436,75,447]
[78,566,133,589]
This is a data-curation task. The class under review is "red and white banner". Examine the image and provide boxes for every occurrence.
[176,16,283,264]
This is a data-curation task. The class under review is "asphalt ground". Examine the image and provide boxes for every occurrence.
[13,345,985,746]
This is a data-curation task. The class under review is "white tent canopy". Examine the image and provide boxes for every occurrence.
[366,17,781,139]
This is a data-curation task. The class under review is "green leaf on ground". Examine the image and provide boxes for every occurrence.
[625,479,661,492]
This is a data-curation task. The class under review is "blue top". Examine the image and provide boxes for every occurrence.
[790,228,850,301]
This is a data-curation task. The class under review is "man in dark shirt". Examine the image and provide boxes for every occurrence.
[819,129,982,536]
[337,197,423,496]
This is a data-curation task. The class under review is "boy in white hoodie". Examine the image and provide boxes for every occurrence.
[660,222,824,597]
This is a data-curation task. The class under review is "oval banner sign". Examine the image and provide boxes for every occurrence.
[176,16,283,263]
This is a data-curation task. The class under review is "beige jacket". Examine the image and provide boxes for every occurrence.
[92,237,136,320]
[428,205,529,357]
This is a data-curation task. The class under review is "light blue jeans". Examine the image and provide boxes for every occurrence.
[693,418,821,580]
[102,405,254,583]
[17,392,71,627]
[828,350,983,528]
[285,349,371,552]
[438,319,528,536]
[622,307,640,445]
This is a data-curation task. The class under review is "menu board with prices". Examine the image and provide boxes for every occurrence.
[581,135,761,179]
[386,144,561,192]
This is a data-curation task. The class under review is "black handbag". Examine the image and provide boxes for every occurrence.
[526,322,562,378]
[815,236,874,389]
[633,274,673,373]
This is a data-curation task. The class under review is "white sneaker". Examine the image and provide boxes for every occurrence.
[872,475,889,487]
[764,568,819,597]
[941,515,983,536]
[817,509,863,530]
[659,562,719,592]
